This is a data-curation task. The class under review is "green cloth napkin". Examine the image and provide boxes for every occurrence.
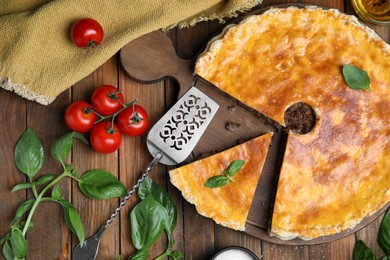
[0,0,261,105]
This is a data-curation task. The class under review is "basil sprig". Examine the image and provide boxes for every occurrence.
[1,128,126,260]
[129,177,183,260]
[342,64,371,91]
[204,160,245,188]
[353,209,390,259]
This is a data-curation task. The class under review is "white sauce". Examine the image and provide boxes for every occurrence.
[214,249,256,260]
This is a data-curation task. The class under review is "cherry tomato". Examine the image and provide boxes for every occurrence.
[71,18,103,49]
[91,85,124,116]
[117,104,149,136]
[90,122,122,154]
[64,101,97,133]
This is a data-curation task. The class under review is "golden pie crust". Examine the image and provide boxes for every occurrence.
[169,133,272,231]
[195,7,390,240]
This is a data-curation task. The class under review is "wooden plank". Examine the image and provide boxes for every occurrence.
[263,244,310,260]
[0,91,27,255]
[117,70,167,258]
[71,57,120,260]
[25,91,72,259]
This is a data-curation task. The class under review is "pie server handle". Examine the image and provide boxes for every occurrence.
[72,152,163,260]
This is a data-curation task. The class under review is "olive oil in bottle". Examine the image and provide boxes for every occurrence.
[352,0,390,24]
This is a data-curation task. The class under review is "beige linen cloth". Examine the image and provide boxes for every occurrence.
[0,0,261,105]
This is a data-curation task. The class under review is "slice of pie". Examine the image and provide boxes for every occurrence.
[195,7,390,239]
[169,133,272,231]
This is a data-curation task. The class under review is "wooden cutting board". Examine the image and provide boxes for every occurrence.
[119,5,388,245]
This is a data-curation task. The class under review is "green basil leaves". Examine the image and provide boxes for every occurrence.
[204,160,245,188]
[12,199,35,225]
[14,128,44,179]
[378,209,390,255]
[129,177,183,260]
[354,209,390,259]
[226,159,245,176]
[2,128,127,259]
[353,240,377,260]
[131,194,167,250]
[10,228,27,259]
[51,132,88,165]
[204,176,231,188]
[78,170,127,200]
[138,177,177,234]
[342,64,371,91]
[59,199,85,247]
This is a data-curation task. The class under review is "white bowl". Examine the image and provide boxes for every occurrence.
[211,246,259,260]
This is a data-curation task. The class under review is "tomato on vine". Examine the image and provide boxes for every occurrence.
[117,104,149,136]
[91,85,124,116]
[90,122,122,154]
[64,101,97,133]
[71,18,103,49]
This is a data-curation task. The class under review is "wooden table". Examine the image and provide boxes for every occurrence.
[1,0,389,259]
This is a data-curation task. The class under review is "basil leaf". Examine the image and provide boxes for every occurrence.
[130,194,167,250]
[171,250,185,259]
[353,240,377,260]
[12,199,35,224]
[138,177,177,234]
[382,256,390,260]
[65,206,85,247]
[137,177,154,200]
[204,176,230,188]
[0,233,10,245]
[51,185,62,200]
[378,209,390,255]
[79,170,127,200]
[11,182,33,192]
[51,132,87,164]
[14,128,44,178]
[71,132,89,145]
[14,221,33,233]
[226,160,245,177]
[128,249,149,260]
[2,240,14,260]
[55,199,85,246]
[35,174,56,186]
[10,228,27,259]
[342,64,371,91]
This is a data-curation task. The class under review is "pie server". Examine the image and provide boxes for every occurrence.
[73,85,219,260]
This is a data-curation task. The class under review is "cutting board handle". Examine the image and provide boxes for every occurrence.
[120,30,194,97]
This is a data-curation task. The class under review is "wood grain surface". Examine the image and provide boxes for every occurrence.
[0,0,389,259]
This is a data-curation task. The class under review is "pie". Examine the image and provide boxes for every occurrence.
[169,133,272,231]
[195,7,390,240]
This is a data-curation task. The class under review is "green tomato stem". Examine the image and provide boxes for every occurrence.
[22,171,71,236]
[93,99,138,124]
